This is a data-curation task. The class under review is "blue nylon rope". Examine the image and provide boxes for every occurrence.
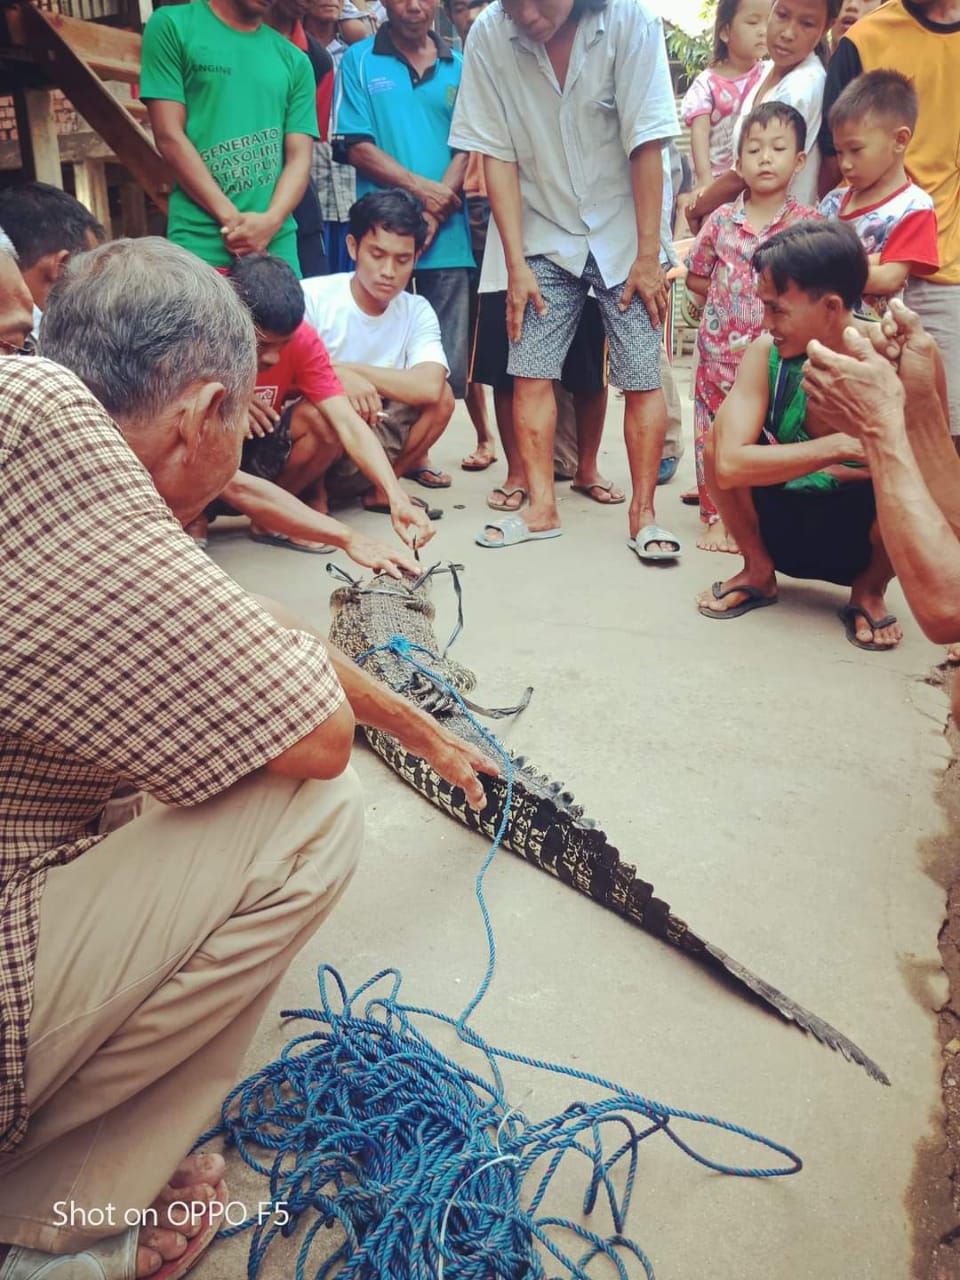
[195,634,802,1279]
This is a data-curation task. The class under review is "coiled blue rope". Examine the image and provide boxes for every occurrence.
[195,634,802,1279]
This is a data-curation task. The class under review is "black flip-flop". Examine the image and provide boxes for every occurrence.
[698,581,778,620]
[838,605,899,651]
[363,495,443,521]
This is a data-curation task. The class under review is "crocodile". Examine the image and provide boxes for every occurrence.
[328,562,889,1085]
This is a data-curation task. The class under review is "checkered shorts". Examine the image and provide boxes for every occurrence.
[507,253,662,392]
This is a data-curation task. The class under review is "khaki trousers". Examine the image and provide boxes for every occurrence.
[0,767,364,1254]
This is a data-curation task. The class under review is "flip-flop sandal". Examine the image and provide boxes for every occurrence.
[626,524,681,562]
[698,581,778,619]
[403,467,451,489]
[249,531,335,555]
[679,489,699,506]
[486,486,527,512]
[475,514,562,548]
[461,452,497,472]
[570,480,626,505]
[0,1185,226,1279]
[364,495,443,521]
[838,605,899,651]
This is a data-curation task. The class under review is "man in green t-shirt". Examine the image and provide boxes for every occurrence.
[141,0,319,273]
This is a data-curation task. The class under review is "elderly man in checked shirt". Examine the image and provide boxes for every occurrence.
[0,238,492,1280]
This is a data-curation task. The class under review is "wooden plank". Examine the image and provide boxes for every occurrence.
[74,158,112,236]
[119,179,147,237]
[0,129,117,171]
[6,7,143,84]
[18,88,64,186]
[9,3,170,211]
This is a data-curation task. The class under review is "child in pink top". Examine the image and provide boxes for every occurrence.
[680,0,769,189]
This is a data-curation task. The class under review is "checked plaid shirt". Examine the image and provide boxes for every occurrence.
[0,357,345,1152]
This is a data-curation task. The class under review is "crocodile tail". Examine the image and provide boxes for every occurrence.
[364,730,889,1084]
[695,939,891,1085]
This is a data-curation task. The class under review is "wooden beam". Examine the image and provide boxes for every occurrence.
[6,3,170,211]
[74,158,112,236]
[13,87,63,186]
[6,7,143,84]
[119,179,148,237]
[0,129,117,172]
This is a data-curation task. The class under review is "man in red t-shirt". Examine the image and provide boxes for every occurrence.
[186,253,433,552]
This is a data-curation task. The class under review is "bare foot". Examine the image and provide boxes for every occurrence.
[462,441,498,470]
[137,1154,226,1278]
[946,643,960,666]
[842,588,902,649]
[696,520,740,554]
[696,569,777,617]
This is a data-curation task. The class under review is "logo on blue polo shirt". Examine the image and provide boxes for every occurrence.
[368,76,397,95]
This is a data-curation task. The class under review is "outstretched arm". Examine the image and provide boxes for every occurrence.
[220,471,418,578]
[315,395,434,549]
[258,595,497,806]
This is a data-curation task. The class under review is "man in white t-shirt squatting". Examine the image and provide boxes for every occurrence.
[302,190,454,516]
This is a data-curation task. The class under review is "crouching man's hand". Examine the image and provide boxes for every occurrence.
[391,494,435,549]
[399,713,499,810]
[336,366,383,427]
[344,531,419,579]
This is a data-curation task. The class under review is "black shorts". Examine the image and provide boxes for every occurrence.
[753,480,877,586]
[241,400,296,482]
[470,290,607,395]
[206,401,296,519]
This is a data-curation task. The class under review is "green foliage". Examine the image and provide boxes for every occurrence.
[667,2,715,89]
[668,25,713,84]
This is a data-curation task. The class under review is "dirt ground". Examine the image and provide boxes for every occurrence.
[914,666,960,1280]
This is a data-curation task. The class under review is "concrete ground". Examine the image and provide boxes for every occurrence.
[196,362,952,1279]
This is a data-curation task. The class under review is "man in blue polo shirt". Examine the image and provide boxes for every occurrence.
[332,0,473,488]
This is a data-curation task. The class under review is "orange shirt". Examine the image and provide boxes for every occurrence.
[843,1,960,284]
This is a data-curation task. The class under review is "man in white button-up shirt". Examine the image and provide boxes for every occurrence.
[450,0,682,557]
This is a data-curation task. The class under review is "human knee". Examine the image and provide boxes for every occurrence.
[435,381,455,426]
[292,399,338,447]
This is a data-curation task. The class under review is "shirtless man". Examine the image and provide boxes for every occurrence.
[696,218,903,651]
